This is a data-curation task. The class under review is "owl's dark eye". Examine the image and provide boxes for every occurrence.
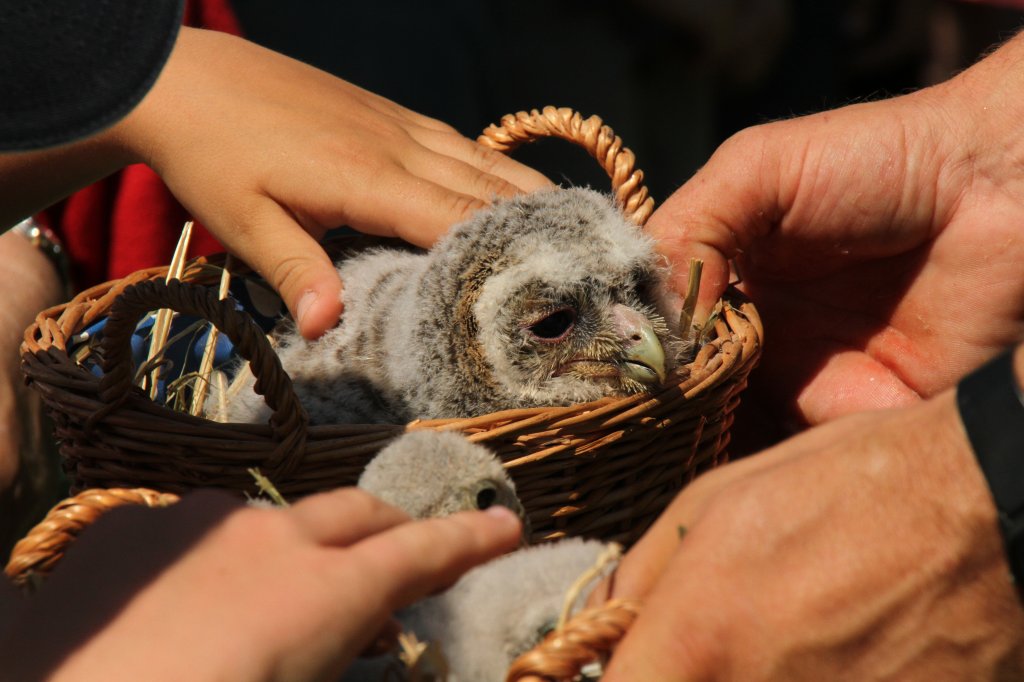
[476,486,497,510]
[527,308,576,341]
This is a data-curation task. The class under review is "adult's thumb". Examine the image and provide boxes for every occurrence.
[646,125,783,319]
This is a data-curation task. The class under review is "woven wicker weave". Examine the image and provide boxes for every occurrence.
[17,107,762,549]
[506,599,640,681]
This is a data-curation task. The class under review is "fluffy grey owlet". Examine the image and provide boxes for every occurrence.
[342,537,614,682]
[357,430,528,534]
[246,430,528,530]
[223,187,679,425]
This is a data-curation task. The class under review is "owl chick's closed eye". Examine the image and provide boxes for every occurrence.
[223,187,680,426]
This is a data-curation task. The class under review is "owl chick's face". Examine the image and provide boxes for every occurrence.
[491,273,670,402]
[468,189,677,406]
[358,431,529,534]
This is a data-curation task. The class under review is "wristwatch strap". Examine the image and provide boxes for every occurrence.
[956,347,1024,585]
[10,217,73,297]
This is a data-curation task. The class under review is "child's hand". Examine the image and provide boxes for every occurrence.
[114,27,550,339]
[1,488,522,681]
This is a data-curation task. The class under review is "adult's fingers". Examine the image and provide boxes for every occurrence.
[646,125,782,315]
[288,487,411,547]
[595,448,787,605]
[600,417,864,607]
[601,546,720,682]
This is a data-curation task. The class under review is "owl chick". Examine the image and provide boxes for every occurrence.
[224,187,678,425]
[399,537,612,682]
[357,430,527,529]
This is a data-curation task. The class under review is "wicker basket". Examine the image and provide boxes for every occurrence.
[15,107,762,550]
[7,107,762,681]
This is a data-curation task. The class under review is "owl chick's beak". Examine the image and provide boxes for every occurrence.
[612,303,667,386]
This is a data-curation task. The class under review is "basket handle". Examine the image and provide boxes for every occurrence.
[96,279,309,469]
[5,487,181,589]
[505,598,640,681]
[478,106,654,226]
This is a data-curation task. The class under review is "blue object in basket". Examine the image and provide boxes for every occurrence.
[70,275,289,405]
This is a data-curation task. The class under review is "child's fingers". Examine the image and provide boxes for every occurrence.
[409,126,552,194]
[288,487,411,547]
[342,506,523,609]
[201,197,343,339]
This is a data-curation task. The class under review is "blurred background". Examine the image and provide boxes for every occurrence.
[230,0,1024,204]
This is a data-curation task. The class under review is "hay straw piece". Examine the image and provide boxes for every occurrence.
[144,220,194,398]
[248,467,290,506]
[557,542,622,630]
[190,256,233,416]
[678,257,704,351]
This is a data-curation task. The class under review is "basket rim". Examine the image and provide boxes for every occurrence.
[22,261,763,434]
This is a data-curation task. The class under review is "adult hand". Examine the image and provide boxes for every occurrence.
[0,488,522,681]
[649,31,1024,426]
[600,350,1024,680]
[0,26,551,340]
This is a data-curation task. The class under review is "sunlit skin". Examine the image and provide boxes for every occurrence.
[598,30,1024,682]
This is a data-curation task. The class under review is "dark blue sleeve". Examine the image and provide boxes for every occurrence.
[0,0,185,151]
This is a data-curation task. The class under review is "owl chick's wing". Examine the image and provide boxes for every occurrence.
[400,537,612,682]
[214,248,429,426]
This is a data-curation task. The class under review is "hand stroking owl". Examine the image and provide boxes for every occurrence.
[223,187,686,425]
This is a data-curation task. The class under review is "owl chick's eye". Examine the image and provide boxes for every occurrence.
[527,308,577,342]
[476,486,497,510]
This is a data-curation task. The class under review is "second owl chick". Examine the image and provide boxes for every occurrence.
[344,537,615,682]
[357,430,527,531]
[225,187,680,425]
